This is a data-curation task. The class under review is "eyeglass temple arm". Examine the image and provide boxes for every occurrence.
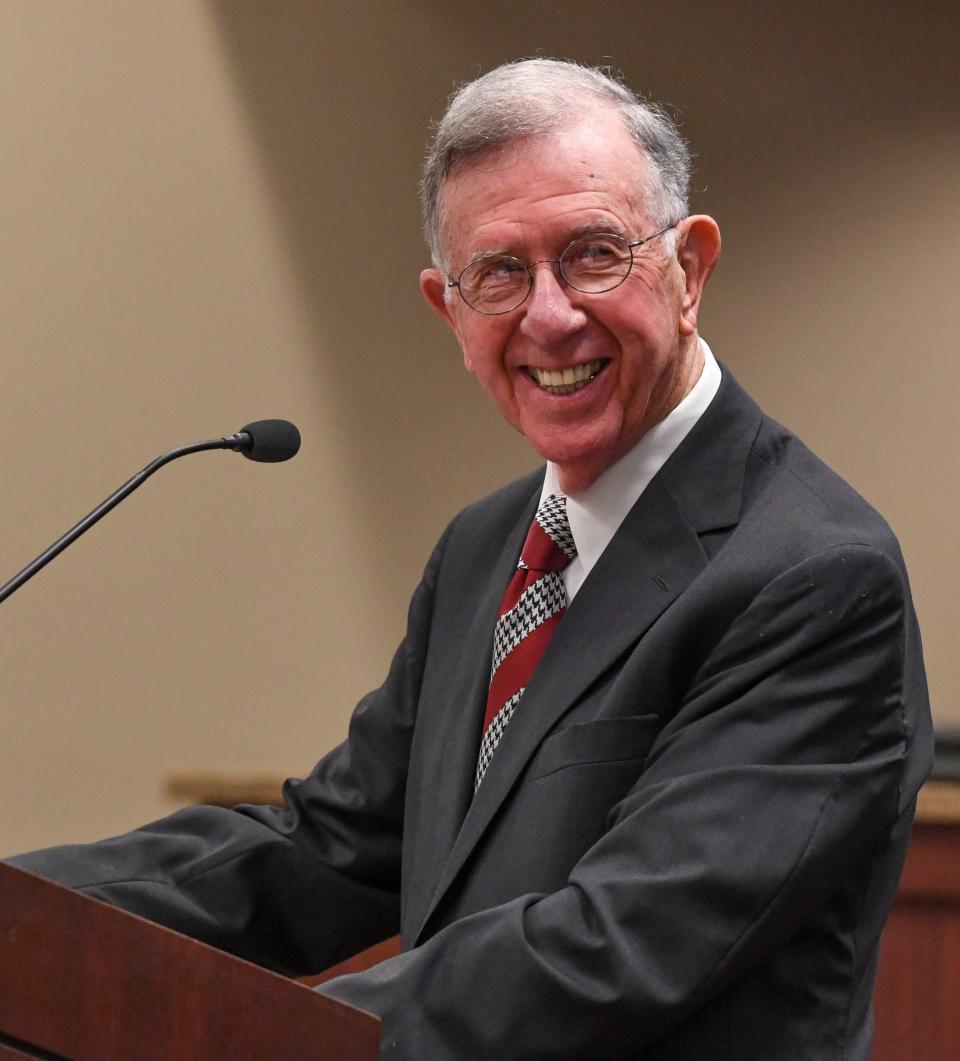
[629,219,681,250]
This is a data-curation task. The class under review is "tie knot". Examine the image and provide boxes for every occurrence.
[520,494,577,573]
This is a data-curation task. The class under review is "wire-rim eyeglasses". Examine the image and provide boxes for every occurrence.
[446,221,680,315]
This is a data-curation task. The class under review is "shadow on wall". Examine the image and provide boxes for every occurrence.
[205,0,960,716]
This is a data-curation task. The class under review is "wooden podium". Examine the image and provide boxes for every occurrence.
[0,863,379,1060]
[871,784,960,1061]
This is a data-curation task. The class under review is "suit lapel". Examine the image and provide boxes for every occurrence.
[412,367,763,943]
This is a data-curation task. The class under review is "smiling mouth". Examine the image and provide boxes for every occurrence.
[526,359,607,395]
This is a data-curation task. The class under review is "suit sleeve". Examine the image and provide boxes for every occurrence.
[319,543,925,1057]
[5,520,455,976]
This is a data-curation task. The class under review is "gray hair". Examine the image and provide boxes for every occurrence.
[421,58,692,269]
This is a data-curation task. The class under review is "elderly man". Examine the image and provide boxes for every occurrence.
[11,60,931,1059]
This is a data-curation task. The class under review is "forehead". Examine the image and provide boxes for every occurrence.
[441,109,653,263]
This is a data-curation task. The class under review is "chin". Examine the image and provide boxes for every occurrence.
[523,420,621,471]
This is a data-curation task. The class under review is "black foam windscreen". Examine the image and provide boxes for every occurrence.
[239,419,301,463]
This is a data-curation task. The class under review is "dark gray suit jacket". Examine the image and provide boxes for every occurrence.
[11,369,933,1059]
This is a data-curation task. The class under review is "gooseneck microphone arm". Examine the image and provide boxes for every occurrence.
[0,420,300,606]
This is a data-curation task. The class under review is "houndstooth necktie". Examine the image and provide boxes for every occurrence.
[475,493,577,790]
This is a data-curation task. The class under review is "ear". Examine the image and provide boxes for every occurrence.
[675,215,721,337]
[421,268,460,330]
[420,267,472,370]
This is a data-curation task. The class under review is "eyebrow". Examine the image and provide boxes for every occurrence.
[565,218,630,241]
[462,218,630,266]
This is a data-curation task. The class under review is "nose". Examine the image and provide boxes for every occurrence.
[518,261,588,343]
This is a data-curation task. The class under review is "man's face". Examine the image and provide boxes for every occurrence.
[421,108,720,495]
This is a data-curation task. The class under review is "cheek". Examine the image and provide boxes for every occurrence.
[608,318,680,405]
[613,296,680,357]
[460,322,513,385]
[473,353,517,403]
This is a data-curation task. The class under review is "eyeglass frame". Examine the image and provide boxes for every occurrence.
[445,220,681,316]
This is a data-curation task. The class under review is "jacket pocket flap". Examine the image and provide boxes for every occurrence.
[530,714,660,780]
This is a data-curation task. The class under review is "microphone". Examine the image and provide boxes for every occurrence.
[233,419,301,463]
[0,419,301,605]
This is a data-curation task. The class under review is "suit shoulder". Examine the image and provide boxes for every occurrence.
[424,467,543,580]
[446,467,544,535]
[745,413,902,561]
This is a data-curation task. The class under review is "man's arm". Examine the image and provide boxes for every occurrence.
[319,543,930,1057]
[6,519,455,976]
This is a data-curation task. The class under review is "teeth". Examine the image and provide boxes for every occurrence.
[529,359,604,393]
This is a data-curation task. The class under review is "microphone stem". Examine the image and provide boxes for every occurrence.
[0,436,242,605]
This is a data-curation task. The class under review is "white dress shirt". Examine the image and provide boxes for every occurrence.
[539,339,721,601]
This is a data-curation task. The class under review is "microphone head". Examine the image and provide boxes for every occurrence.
[237,420,301,463]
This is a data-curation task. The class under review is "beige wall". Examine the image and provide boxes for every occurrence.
[2,1,957,852]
